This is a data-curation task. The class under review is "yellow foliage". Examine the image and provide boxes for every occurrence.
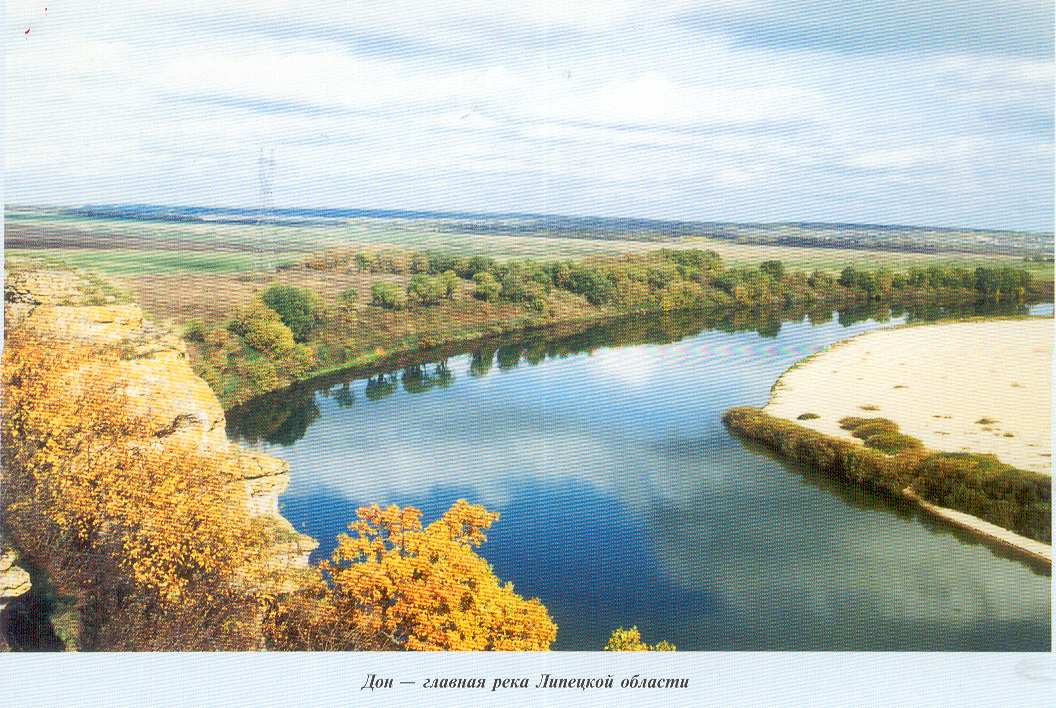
[2,335,269,648]
[604,626,676,651]
[3,333,553,652]
[315,500,556,651]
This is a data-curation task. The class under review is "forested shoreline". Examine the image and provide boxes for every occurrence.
[181,246,1043,408]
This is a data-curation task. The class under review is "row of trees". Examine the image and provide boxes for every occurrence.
[837,265,1032,300]
[188,251,1037,407]
[350,247,1034,313]
[369,271,461,310]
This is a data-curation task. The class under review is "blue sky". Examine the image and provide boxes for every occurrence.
[5,1,1053,230]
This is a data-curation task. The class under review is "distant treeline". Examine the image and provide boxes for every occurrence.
[299,249,1039,317]
[724,408,1050,545]
[193,247,1041,407]
[304,247,1038,313]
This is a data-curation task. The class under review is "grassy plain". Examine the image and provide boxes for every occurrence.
[7,211,1053,279]
[7,213,1051,409]
[9,238,1054,279]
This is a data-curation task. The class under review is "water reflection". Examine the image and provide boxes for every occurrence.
[227,300,1035,446]
[229,386,320,447]
[225,300,1050,650]
[364,374,397,402]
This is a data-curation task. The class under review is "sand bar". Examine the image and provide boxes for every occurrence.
[764,318,1053,475]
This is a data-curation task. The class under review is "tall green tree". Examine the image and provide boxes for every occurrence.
[261,284,316,342]
[371,282,403,310]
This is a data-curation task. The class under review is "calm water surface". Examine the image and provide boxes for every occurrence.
[228,305,1052,650]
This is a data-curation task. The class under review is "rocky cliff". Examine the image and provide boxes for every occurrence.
[2,268,317,648]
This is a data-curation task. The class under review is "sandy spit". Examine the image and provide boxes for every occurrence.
[764,318,1053,476]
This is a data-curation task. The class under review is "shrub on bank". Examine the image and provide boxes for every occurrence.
[723,407,1050,543]
[850,420,900,439]
[915,453,1051,544]
[184,320,207,341]
[863,432,924,455]
[839,416,890,430]
[262,285,317,342]
[243,319,297,355]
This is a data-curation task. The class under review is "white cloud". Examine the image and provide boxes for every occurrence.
[4,0,1052,229]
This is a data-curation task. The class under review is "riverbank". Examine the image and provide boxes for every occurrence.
[724,316,1052,568]
[100,248,1044,408]
[764,318,1052,475]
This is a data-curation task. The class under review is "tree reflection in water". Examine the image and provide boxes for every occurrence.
[227,299,1032,447]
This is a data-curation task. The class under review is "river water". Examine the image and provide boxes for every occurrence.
[227,303,1052,651]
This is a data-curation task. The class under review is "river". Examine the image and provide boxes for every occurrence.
[227,302,1052,651]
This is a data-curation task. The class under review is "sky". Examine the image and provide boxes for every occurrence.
[4,0,1053,231]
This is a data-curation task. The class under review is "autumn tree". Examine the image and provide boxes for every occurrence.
[604,626,675,651]
[267,500,556,651]
[1,337,271,650]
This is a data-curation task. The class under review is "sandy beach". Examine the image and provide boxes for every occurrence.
[764,318,1053,476]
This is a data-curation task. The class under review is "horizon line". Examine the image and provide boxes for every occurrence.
[5,202,1053,238]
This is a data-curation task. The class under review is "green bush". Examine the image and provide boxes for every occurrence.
[261,285,316,342]
[275,343,317,379]
[407,274,443,305]
[760,260,786,280]
[371,282,403,310]
[915,453,1050,543]
[242,357,279,391]
[839,416,890,431]
[229,301,282,338]
[339,288,358,307]
[851,420,900,439]
[441,270,459,299]
[797,412,820,420]
[243,318,297,354]
[863,433,923,455]
[184,321,208,342]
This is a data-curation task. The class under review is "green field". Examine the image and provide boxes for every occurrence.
[7,237,1052,282]
[8,206,1052,281]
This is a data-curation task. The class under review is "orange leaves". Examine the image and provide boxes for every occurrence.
[2,337,268,609]
[319,500,555,651]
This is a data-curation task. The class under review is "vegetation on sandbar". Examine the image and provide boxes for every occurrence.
[723,408,1050,544]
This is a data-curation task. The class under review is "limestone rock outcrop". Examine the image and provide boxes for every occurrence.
[2,269,318,645]
[4,269,95,306]
[0,544,31,613]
